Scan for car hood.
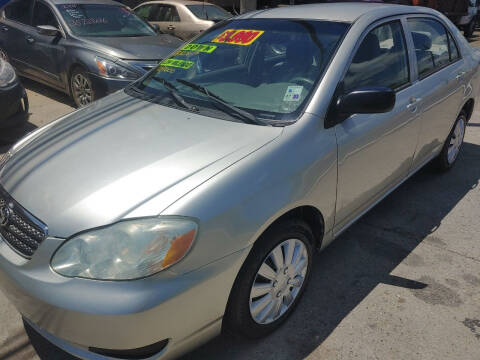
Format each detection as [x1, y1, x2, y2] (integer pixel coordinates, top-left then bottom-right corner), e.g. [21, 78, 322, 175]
[0, 92, 282, 238]
[81, 34, 183, 60]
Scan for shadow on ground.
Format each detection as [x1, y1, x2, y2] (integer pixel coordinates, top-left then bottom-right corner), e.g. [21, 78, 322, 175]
[16, 141, 480, 360]
[20, 78, 74, 108]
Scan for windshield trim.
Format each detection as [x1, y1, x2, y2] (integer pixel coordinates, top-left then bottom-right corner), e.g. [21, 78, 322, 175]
[129, 18, 351, 126]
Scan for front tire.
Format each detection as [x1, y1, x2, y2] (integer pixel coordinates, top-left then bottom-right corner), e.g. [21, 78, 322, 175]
[70, 67, 95, 107]
[434, 111, 466, 171]
[225, 219, 314, 338]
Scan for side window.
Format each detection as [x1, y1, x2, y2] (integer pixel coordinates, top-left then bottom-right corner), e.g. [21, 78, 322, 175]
[408, 18, 450, 78]
[343, 21, 409, 93]
[32, 2, 58, 28]
[134, 5, 154, 21]
[157, 5, 180, 22]
[4, 0, 31, 25]
[448, 32, 460, 62]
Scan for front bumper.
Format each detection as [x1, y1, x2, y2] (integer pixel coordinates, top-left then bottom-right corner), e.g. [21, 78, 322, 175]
[88, 73, 135, 100]
[0, 79, 29, 128]
[0, 235, 250, 360]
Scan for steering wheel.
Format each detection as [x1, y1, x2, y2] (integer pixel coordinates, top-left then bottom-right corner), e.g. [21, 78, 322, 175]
[291, 76, 314, 87]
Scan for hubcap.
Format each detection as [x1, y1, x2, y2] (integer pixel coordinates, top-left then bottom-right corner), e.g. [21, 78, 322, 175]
[249, 239, 309, 325]
[447, 117, 466, 165]
[72, 73, 93, 106]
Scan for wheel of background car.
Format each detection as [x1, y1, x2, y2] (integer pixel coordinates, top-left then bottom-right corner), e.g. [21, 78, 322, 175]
[225, 219, 314, 338]
[465, 19, 475, 38]
[434, 111, 467, 171]
[291, 76, 314, 88]
[70, 67, 95, 108]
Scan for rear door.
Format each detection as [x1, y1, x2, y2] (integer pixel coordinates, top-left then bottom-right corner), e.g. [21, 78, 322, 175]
[0, 0, 34, 74]
[406, 16, 467, 170]
[149, 4, 181, 38]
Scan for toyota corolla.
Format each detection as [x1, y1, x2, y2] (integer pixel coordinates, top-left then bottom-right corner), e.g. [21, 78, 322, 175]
[0, 3, 478, 360]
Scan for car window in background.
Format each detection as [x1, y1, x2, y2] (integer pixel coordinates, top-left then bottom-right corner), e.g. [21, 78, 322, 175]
[134, 4, 160, 22]
[448, 32, 460, 61]
[156, 5, 180, 22]
[132, 19, 349, 123]
[344, 20, 409, 92]
[33, 1, 58, 28]
[408, 18, 450, 78]
[57, 4, 156, 37]
[4, 0, 31, 25]
[186, 5, 230, 21]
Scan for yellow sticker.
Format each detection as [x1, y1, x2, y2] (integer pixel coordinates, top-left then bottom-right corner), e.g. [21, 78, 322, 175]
[212, 29, 264, 46]
[161, 58, 194, 69]
[157, 65, 176, 73]
[183, 43, 217, 53]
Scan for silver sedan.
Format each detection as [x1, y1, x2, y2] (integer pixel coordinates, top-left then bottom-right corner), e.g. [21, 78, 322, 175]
[0, 3, 479, 360]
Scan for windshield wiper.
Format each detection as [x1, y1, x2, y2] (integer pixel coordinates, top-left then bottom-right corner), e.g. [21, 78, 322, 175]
[155, 78, 197, 112]
[176, 79, 270, 126]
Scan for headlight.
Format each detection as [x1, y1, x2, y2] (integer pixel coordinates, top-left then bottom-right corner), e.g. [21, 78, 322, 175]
[51, 217, 198, 280]
[95, 57, 139, 80]
[0, 60, 17, 87]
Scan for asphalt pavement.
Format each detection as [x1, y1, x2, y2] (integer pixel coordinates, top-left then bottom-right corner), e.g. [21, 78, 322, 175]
[1, 37, 480, 360]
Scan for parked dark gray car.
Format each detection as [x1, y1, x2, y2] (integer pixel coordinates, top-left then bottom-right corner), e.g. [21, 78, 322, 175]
[0, 0, 183, 106]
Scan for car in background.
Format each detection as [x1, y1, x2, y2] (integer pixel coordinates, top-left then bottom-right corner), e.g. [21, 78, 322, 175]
[0, 0, 184, 107]
[0, 58, 28, 128]
[134, 0, 231, 40]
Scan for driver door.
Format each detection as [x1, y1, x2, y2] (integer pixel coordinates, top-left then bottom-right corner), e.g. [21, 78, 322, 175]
[23, 0, 65, 89]
[333, 19, 423, 234]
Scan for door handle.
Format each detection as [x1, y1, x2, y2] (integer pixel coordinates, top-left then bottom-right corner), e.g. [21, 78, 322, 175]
[25, 36, 35, 44]
[456, 71, 466, 81]
[407, 97, 422, 112]
[167, 25, 175, 30]
[0, 26, 8, 32]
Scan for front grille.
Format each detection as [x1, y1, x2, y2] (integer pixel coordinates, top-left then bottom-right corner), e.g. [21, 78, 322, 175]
[0, 187, 47, 258]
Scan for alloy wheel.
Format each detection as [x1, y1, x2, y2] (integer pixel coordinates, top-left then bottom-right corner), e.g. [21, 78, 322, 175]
[447, 117, 466, 165]
[249, 238, 309, 325]
[0, 48, 8, 61]
[72, 73, 93, 106]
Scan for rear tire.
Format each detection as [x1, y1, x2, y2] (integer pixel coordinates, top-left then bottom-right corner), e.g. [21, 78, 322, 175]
[225, 219, 314, 339]
[464, 19, 475, 38]
[434, 111, 466, 171]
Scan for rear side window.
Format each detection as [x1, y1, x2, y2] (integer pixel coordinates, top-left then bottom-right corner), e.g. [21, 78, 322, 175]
[32, 2, 58, 28]
[448, 32, 460, 62]
[4, 0, 31, 25]
[343, 20, 409, 92]
[408, 18, 452, 78]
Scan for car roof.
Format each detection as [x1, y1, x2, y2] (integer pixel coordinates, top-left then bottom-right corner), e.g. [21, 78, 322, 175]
[237, 3, 437, 23]
[137, 0, 218, 6]
[48, 0, 124, 6]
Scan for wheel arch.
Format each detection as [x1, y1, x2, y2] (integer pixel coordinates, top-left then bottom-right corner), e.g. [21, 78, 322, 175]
[461, 98, 474, 122]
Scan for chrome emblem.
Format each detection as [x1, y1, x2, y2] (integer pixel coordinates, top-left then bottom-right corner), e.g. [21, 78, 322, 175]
[0, 205, 11, 227]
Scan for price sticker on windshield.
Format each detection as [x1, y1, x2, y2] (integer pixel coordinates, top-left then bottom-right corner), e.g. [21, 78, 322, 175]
[183, 43, 217, 53]
[212, 29, 264, 46]
[161, 58, 194, 69]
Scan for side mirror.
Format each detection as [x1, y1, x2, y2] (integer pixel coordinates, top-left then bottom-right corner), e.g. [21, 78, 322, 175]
[336, 87, 395, 115]
[37, 25, 60, 37]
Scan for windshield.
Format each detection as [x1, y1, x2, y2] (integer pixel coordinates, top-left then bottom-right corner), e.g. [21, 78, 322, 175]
[186, 5, 230, 21]
[57, 4, 156, 37]
[130, 19, 348, 124]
